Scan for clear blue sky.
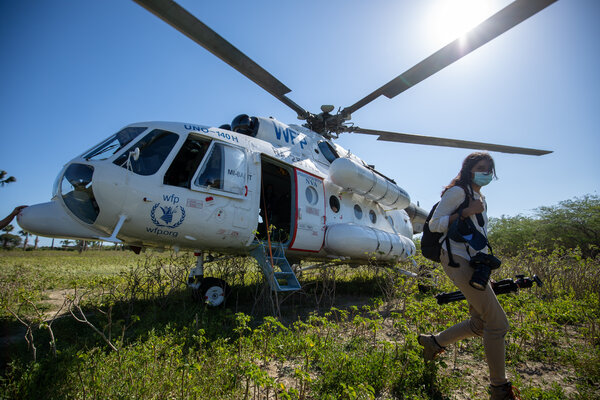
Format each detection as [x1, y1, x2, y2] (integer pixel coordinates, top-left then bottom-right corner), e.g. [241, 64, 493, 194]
[1, 0, 599, 246]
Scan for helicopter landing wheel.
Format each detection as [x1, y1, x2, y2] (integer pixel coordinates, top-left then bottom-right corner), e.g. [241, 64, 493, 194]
[192, 277, 229, 307]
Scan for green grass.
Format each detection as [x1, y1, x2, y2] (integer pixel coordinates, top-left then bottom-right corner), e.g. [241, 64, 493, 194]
[0, 250, 139, 290]
[1, 248, 598, 399]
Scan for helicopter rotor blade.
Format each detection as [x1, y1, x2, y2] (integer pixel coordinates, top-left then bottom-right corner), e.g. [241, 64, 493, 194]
[132, 0, 309, 118]
[342, 0, 558, 117]
[353, 127, 552, 156]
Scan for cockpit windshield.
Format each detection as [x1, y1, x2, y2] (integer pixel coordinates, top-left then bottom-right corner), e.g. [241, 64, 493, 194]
[84, 127, 147, 161]
[113, 129, 179, 176]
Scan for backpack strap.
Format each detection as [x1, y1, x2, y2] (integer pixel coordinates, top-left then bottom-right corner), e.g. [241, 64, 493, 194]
[446, 186, 471, 268]
[465, 184, 485, 227]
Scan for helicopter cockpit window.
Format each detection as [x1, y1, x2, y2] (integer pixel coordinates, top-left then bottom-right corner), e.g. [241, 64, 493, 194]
[84, 127, 147, 161]
[61, 163, 99, 224]
[164, 136, 211, 188]
[317, 141, 339, 163]
[113, 129, 179, 176]
[194, 142, 246, 195]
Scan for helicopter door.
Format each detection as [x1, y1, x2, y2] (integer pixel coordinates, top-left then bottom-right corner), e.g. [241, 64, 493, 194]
[288, 169, 325, 252]
[257, 158, 292, 243]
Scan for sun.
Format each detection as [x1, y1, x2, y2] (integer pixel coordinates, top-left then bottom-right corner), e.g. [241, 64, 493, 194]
[426, 0, 501, 47]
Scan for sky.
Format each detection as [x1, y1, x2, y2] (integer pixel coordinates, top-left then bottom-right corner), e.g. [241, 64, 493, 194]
[1, 0, 599, 246]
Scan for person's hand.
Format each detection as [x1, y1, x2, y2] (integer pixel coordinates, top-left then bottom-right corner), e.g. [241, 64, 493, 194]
[464, 197, 484, 217]
[12, 205, 27, 216]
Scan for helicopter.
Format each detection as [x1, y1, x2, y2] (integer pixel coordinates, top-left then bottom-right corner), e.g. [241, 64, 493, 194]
[17, 0, 555, 306]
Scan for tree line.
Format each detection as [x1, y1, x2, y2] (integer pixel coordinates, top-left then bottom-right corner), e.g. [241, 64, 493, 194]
[488, 194, 599, 258]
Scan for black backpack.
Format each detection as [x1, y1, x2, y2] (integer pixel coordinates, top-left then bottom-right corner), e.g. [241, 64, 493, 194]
[421, 187, 470, 264]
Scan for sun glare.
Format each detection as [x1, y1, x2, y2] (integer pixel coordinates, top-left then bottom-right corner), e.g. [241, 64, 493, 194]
[426, 0, 500, 47]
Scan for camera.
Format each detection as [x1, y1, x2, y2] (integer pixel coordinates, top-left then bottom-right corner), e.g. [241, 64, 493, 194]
[469, 252, 502, 291]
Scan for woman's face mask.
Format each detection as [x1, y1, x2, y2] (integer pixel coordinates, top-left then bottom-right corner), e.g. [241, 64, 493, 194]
[473, 171, 493, 186]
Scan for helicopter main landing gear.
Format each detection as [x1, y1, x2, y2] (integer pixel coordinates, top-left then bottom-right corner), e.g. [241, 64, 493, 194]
[188, 252, 229, 307]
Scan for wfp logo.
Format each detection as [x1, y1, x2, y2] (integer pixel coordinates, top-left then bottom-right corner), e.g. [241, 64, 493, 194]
[150, 203, 186, 229]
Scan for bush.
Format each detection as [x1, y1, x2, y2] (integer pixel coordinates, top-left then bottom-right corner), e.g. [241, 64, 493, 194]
[488, 194, 599, 257]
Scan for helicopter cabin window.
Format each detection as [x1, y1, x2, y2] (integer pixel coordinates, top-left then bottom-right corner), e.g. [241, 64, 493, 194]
[193, 142, 246, 195]
[317, 141, 339, 163]
[84, 127, 147, 161]
[369, 209, 377, 224]
[113, 129, 179, 176]
[329, 195, 340, 213]
[305, 186, 318, 205]
[164, 136, 211, 188]
[354, 204, 363, 220]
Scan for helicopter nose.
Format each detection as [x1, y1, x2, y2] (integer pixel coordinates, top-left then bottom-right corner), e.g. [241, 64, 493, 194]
[17, 201, 103, 240]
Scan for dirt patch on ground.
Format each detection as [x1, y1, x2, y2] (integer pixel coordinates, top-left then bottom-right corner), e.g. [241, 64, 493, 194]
[1, 289, 73, 351]
[41, 288, 74, 319]
[438, 349, 578, 399]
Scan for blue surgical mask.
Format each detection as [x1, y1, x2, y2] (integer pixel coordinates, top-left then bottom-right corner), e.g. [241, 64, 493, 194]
[473, 172, 493, 186]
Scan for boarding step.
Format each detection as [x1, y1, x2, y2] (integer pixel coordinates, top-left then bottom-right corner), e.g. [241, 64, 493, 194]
[250, 242, 301, 292]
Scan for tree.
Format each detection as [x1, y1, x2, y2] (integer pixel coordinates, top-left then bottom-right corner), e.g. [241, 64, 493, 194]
[3, 224, 14, 234]
[2, 224, 22, 248]
[19, 230, 31, 250]
[489, 194, 600, 257]
[77, 240, 88, 253]
[535, 194, 600, 255]
[0, 170, 16, 186]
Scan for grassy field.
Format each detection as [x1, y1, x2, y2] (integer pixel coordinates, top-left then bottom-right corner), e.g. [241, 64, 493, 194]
[0, 248, 598, 399]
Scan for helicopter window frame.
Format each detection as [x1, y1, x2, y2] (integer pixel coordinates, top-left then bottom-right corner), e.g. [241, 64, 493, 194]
[191, 140, 248, 198]
[113, 129, 180, 176]
[83, 126, 148, 161]
[163, 134, 212, 189]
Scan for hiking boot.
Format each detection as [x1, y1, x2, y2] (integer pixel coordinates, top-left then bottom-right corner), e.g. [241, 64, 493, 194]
[417, 334, 445, 361]
[490, 382, 521, 400]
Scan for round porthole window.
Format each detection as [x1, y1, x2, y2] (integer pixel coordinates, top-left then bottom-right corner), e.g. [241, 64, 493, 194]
[369, 210, 377, 224]
[329, 195, 340, 213]
[305, 186, 318, 205]
[354, 204, 363, 219]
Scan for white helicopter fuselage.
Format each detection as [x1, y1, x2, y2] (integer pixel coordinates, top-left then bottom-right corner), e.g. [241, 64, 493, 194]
[19, 117, 426, 264]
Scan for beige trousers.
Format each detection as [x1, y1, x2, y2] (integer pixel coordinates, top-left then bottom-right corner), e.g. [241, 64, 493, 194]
[435, 249, 510, 386]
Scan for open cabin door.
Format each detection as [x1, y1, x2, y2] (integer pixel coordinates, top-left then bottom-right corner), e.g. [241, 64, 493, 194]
[289, 168, 326, 252]
[257, 158, 293, 243]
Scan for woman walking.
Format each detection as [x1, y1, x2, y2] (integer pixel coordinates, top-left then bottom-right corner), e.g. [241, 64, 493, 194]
[419, 152, 519, 400]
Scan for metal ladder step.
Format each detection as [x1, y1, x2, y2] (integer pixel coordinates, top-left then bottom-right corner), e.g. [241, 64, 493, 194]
[250, 242, 301, 292]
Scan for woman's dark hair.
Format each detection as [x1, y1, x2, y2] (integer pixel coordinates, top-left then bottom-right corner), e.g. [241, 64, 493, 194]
[442, 152, 496, 196]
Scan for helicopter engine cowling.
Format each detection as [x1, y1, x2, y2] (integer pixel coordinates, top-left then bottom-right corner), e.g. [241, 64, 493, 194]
[329, 158, 410, 209]
[405, 202, 428, 234]
[324, 223, 415, 261]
